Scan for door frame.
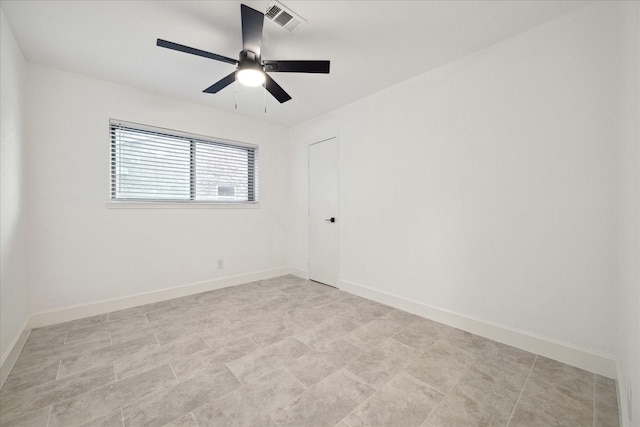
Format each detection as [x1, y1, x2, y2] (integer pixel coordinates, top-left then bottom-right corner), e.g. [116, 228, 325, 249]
[307, 135, 340, 287]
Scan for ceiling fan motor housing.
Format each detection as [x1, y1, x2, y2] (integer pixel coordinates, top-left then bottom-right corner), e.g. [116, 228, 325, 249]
[239, 50, 263, 70]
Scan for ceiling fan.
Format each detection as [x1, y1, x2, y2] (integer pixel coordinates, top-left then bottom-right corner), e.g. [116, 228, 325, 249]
[157, 3, 330, 103]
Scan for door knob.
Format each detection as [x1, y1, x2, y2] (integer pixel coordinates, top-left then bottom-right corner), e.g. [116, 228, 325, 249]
[324, 217, 336, 223]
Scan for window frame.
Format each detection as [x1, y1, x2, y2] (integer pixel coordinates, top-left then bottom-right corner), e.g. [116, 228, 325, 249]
[108, 119, 259, 208]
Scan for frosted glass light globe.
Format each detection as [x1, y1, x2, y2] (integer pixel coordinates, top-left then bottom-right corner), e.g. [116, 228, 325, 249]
[238, 68, 265, 87]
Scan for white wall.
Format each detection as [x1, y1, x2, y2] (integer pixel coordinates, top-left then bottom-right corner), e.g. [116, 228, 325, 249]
[0, 10, 29, 364]
[290, 1, 627, 366]
[25, 64, 290, 314]
[616, 2, 639, 425]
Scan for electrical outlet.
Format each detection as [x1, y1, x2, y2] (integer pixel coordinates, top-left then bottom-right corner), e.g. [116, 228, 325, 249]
[217, 259, 224, 269]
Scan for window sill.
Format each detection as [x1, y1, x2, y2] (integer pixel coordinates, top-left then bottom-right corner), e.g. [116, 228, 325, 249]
[107, 201, 260, 209]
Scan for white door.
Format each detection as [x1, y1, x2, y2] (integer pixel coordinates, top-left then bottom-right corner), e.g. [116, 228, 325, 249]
[308, 138, 339, 287]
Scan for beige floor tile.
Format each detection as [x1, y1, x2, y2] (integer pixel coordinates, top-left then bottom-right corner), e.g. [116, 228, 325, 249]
[381, 309, 426, 325]
[345, 372, 444, 427]
[427, 374, 518, 427]
[525, 356, 595, 410]
[271, 369, 375, 426]
[0, 365, 115, 425]
[0, 406, 51, 427]
[508, 391, 593, 427]
[465, 341, 535, 393]
[162, 412, 200, 427]
[346, 318, 405, 351]
[342, 298, 394, 324]
[65, 315, 150, 345]
[192, 368, 306, 426]
[171, 337, 257, 381]
[58, 334, 159, 379]
[293, 316, 359, 349]
[144, 305, 191, 323]
[392, 317, 452, 352]
[49, 363, 177, 427]
[14, 334, 112, 373]
[439, 328, 491, 354]
[1, 359, 60, 394]
[595, 375, 620, 427]
[42, 314, 109, 335]
[287, 339, 364, 386]
[24, 328, 67, 346]
[77, 410, 123, 427]
[107, 300, 175, 322]
[310, 301, 356, 322]
[198, 320, 251, 347]
[122, 365, 239, 426]
[246, 315, 307, 347]
[346, 338, 421, 389]
[226, 337, 310, 383]
[114, 333, 207, 380]
[405, 341, 477, 393]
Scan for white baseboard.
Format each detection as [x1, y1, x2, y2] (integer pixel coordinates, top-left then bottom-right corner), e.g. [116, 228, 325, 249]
[28, 267, 295, 329]
[0, 318, 31, 389]
[339, 279, 618, 379]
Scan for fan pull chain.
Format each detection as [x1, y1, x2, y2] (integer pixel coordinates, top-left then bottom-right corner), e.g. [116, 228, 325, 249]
[234, 80, 238, 110]
[263, 84, 267, 114]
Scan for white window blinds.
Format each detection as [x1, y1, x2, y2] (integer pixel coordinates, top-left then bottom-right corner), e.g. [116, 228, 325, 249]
[110, 120, 258, 203]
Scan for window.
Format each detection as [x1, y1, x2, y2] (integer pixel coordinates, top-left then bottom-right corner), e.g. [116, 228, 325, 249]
[110, 120, 258, 203]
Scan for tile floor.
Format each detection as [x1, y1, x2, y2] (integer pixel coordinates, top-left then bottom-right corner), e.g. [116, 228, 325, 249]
[0, 275, 620, 427]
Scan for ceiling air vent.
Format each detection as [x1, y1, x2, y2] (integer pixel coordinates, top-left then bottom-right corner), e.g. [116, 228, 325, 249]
[265, 1, 306, 32]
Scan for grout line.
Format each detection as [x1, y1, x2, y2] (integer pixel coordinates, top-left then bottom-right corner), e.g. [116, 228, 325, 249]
[45, 405, 53, 427]
[225, 362, 244, 385]
[280, 366, 309, 391]
[168, 362, 179, 382]
[419, 363, 468, 421]
[177, 380, 242, 423]
[190, 412, 200, 427]
[506, 354, 537, 426]
[340, 383, 380, 425]
[341, 367, 379, 391]
[200, 334, 212, 349]
[405, 372, 447, 397]
[342, 417, 355, 427]
[55, 360, 62, 380]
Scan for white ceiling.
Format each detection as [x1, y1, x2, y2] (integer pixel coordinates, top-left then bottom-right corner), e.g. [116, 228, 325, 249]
[2, 0, 591, 127]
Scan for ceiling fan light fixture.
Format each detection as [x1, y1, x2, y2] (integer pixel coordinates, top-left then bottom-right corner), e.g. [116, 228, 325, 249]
[238, 66, 265, 87]
[157, 4, 329, 103]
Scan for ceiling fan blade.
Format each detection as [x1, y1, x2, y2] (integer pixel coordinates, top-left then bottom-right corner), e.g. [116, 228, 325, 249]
[264, 74, 292, 103]
[203, 71, 237, 93]
[157, 39, 238, 65]
[263, 60, 330, 73]
[241, 4, 264, 57]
